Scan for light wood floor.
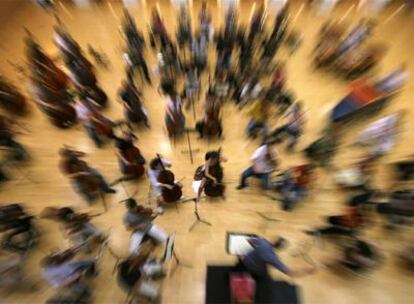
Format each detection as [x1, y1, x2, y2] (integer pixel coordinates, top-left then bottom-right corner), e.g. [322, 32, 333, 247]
[1, 0, 414, 303]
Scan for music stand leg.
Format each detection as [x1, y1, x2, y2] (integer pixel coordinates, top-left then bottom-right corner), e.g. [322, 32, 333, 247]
[188, 202, 211, 232]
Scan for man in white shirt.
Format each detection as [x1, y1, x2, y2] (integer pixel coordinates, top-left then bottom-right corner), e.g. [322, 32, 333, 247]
[236, 141, 278, 190]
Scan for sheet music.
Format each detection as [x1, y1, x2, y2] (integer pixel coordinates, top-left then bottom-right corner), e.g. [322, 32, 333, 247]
[227, 234, 254, 256]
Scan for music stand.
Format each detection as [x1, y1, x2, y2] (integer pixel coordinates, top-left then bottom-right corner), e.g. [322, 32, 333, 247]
[181, 128, 200, 164]
[163, 232, 192, 276]
[188, 199, 212, 232]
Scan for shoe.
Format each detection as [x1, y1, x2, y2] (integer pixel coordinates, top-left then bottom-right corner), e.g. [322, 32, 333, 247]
[106, 188, 117, 194]
[303, 229, 317, 236]
[236, 185, 246, 190]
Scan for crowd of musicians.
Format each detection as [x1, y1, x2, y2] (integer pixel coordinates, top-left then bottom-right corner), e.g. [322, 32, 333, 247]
[0, 1, 414, 303]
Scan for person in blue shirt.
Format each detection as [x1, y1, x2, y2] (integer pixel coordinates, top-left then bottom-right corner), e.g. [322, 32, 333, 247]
[238, 237, 315, 278]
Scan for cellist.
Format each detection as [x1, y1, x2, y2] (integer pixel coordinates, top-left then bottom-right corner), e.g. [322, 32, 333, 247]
[114, 131, 146, 180]
[195, 150, 227, 201]
[195, 90, 223, 139]
[59, 147, 116, 202]
[165, 88, 185, 138]
[118, 79, 150, 128]
[148, 156, 183, 211]
[75, 95, 114, 148]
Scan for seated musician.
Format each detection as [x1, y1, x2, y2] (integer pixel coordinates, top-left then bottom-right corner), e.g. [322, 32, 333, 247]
[0, 204, 36, 253]
[195, 90, 223, 139]
[123, 198, 167, 255]
[275, 164, 314, 211]
[237, 140, 279, 190]
[118, 80, 150, 128]
[270, 101, 305, 151]
[114, 131, 146, 178]
[340, 239, 380, 273]
[0, 115, 27, 161]
[41, 206, 105, 250]
[59, 148, 116, 201]
[374, 65, 410, 93]
[194, 150, 227, 200]
[147, 156, 182, 210]
[117, 242, 164, 301]
[41, 245, 97, 297]
[305, 200, 370, 238]
[75, 96, 113, 148]
[246, 99, 271, 139]
[235, 236, 315, 279]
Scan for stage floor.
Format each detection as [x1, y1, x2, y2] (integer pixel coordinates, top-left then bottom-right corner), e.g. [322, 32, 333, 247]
[0, 0, 413, 303]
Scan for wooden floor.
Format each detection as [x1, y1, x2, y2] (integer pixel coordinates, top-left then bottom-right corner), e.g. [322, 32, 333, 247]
[1, 0, 414, 303]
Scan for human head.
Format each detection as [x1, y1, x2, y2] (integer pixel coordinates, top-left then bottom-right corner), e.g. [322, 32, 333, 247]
[126, 198, 137, 210]
[205, 150, 220, 164]
[272, 237, 288, 250]
[149, 158, 163, 170]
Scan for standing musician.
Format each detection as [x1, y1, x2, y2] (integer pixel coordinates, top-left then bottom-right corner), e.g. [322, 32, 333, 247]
[148, 155, 183, 210]
[165, 89, 186, 138]
[59, 147, 116, 202]
[123, 198, 167, 255]
[118, 80, 150, 128]
[114, 131, 146, 180]
[247, 4, 265, 44]
[237, 140, 279, 190]
[75, 96, 114, 148]
[176, 4, 192, 50]
[194, 150, 227, 201]
[199, 1, 212, 42]
[195, 90, 223, 139]
[117, 242, 164, 302]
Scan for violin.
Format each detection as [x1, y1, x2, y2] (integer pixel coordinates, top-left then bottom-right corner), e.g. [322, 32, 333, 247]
[204, 148, 225, 198]
[0, 77, 28, 116]
[156, 154, 182, 203]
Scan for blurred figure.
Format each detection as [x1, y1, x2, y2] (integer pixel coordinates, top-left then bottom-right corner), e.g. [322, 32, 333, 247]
[246, 99, 271, 139]
[336, 20, 375, 55]
[375, 65, 410, 93]
[199, 1, 213, 42]
[176, 5, 192, 50]
[357, 112, 405, 157]
[340, 239, 381, 273]
[237, 140, 279, 190]
[165, 88, 186, 138]
[183, 65, 201, 110]
[270, 101, 306, 151]
[274, 164, 315, 211]
[192, 34, 208, 73]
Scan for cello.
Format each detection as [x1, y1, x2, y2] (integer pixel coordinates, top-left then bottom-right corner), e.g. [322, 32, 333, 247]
[203, 149, 225, 198]
[156, 154, 182, 203]
[117, 134, 146, 179]
[202, 92, 222, 138]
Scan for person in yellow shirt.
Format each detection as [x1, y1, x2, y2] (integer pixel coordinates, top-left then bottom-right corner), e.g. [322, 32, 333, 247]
[246, 99, 270, 139]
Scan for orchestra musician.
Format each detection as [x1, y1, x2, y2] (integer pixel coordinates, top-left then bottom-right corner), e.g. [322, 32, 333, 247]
[0, 203, 36, 253]
[118, 80, 150, 128]
[0, 115, 27, 161]
[59, 147, 116, 202]
[75, 95, 114, 148]
[41, 242, 99, 300]
[123, 198, 167, 255]
[237, 140, 279, 190]
[148, 156, 183, 210]
[165, 88, 186, 138]
[117, 242, 164, 302]
[114, 131, 146, 180]
[195, 90, 223, 139]
[41, 206, 106, 250]
[194, 150, 227, 201]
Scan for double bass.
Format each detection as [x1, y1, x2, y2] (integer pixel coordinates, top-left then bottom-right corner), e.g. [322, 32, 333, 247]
[156, 154, 182, 203]
[203, 149, 225, 197]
